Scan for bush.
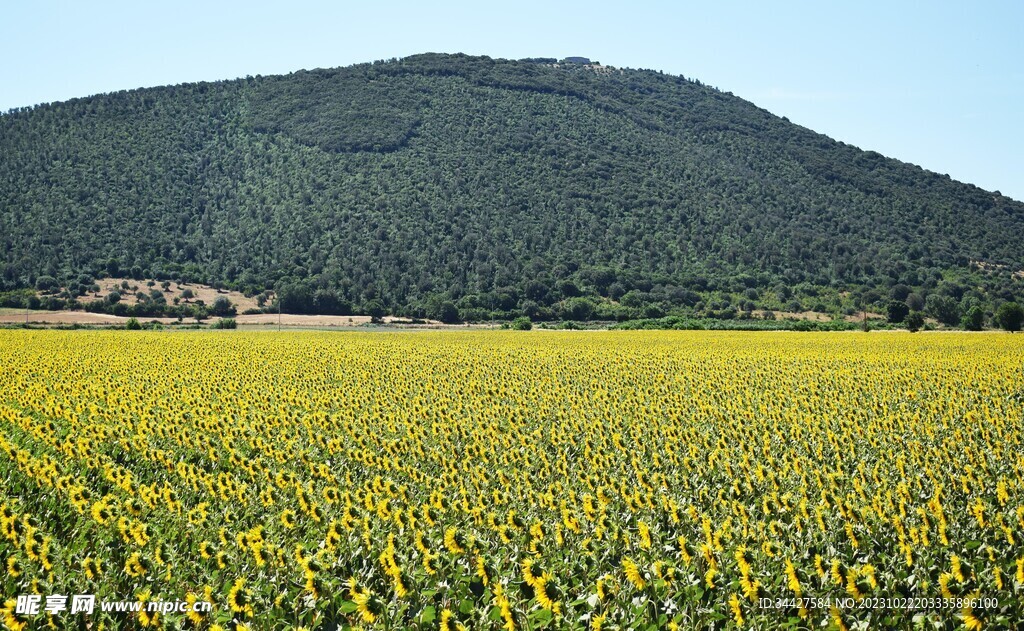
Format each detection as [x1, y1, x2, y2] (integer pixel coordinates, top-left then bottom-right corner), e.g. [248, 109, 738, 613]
[510, 316, 532, 330]
[211, 296, 236, 317]
[125, 317, 142, 330]
[35, 275, 58, 292]
[886, 300, 909, 324]
[925, 294, 960, 326]
[426, 297, 460, 324]
[364, 300, 386, 323]
[558, 297, 596, 321]
[905, 311, 925, 332]
[212, 318, 237, 329]
[961, 306, 984, 331]
[995, 302, 1023, 332]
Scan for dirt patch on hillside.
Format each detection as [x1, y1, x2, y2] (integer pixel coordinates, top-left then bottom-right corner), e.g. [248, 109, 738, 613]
[752, 310, 886, 323]
[46, 278, 262, 312]
[753, 310, 831, 322]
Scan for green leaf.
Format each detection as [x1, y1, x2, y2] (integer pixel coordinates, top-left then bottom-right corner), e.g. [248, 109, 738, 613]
[339, 600, 357, 613]
[420, 606, 436, 623]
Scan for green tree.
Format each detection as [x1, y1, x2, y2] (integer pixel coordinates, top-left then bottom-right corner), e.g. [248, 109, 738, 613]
[510, 316, 532, 330]
[886, 300, 909, 324]
[995, 302, 1023, 332]
[364, 300, 386, 323]
[35, 276, 58, 292]
[211, 296, 236, 317]
[961, 305, 984, 331]
[559, 297, 596, 321]
[425, 295, 460, 323]
[925, 294, 960, 326]
[191, 305, 208, 323]
[905, 311, 925, 332]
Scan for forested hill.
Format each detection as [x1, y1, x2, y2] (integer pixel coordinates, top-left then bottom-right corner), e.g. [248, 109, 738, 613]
[2, 53, 1023, 320]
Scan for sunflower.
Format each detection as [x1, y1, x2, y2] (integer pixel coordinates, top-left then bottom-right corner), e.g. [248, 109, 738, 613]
[2, 599, 28, 631]
[199, 541, 215, 560]
[90, 498, 113, 525]
[785, 558, 802, 597]
[348, 580, 380, 624]
[728, 593, 744, 626]
[622, 557, 646, 590]
[124, 552, 148, 577]
[444, 527, 465, 554]
[323, 486, 340, 505]
[227, 577, 254, 617]
[280, 510, 296, 530]
[6, 556, 21, 579]
[186, 587, 213, 626]
[82, 556, 103, 579]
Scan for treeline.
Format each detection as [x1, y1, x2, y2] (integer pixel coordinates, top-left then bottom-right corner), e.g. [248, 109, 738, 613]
[2, 53, 1023, 320]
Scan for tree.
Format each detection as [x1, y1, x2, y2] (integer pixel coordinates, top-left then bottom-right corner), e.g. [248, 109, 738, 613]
[995, 302, 1023, 332]
[510, 316, 532, 330]
[180, 288, 195, 300]
[961, 305, 984, 331]
[125, 317, 142, 330]
[364, 300, 386, 323]
[925, 294, 960, 326]
[425, 297, 460, 324]
[888, 284, 911, 301]
[313, 289, 351, 315]
[106, 291, 122, 305]
[278, 283, 313, 314]
[211, 296, 236, 317]
[35, 275, 58, 292]
[559, 297, 596, 321]
[886, 300, 909, 324]
[905, 311, 925, 332]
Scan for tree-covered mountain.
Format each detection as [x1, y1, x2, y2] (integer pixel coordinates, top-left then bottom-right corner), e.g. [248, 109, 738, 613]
[2, 53, 1022, 321]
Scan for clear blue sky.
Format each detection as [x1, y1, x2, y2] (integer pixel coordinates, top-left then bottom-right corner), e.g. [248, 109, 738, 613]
[3, 0, 1022, 200]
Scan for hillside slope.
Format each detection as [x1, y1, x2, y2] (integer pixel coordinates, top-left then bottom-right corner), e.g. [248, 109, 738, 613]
[2, 53, 1022, 319]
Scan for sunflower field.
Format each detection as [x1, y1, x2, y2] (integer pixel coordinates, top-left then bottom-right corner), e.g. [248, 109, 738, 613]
[1, 330, 1023, 630]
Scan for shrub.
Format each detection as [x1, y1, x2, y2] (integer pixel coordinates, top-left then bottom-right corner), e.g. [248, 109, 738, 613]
[961, 306, 984, 331]
[212, 318, 237, 329]
[925, 294, 960, 326]
[886, 300, 909, 324]
[125, 317, 142, 330]
[995, 302, 1023, 332]
[510, 316, 532, 331]
[211, 296, 236, 317]
[905, 311, 925, 332]
[35, 275, 58, 292]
